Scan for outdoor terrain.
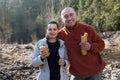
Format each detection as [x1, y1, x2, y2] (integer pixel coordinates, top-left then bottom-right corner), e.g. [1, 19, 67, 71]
[0, 31, 120, 80]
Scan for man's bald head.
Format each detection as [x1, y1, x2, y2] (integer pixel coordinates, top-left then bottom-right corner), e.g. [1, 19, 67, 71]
[61, 7, 76, 18]
[60, 7, 77, 28]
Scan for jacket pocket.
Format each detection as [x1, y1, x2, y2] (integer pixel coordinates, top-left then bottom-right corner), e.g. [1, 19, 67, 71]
[60, 68, 70, 80]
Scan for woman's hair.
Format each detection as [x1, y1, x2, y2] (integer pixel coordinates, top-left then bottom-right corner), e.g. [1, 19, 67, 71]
[47, 21, 59, 29]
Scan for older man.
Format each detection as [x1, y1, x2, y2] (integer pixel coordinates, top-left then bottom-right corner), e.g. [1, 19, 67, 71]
[58, 7, 106, 80]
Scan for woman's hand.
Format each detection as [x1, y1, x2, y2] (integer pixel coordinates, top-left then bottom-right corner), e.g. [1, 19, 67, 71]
[41, 50, 48, 59]
[40, 46, 50, 59]
[59, 58, 65, 66]
[39, 64, 44, 69]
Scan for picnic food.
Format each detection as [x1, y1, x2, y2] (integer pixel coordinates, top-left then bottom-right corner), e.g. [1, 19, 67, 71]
[40, 46, 50, 57]
[81, 32, 88, 55]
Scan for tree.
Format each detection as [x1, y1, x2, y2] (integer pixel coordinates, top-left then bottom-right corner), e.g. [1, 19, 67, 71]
[71, 0, 120, 32]
[0, 0, 72, 43]
[0, 0, 11, 43]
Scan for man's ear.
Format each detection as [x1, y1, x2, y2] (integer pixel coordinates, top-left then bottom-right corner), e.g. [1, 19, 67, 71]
[75, 11, 78, 16]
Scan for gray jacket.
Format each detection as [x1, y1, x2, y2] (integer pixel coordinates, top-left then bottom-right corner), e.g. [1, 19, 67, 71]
[32, 38, 70, 80]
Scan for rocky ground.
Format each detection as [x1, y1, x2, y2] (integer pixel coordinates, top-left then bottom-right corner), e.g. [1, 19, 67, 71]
[0, 31, 120, 80]
[0, 43, 120, 80]
[0, 44, 38, 80]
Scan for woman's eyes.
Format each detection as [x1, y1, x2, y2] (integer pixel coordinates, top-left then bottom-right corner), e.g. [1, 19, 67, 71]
[48, 28, 57, 31]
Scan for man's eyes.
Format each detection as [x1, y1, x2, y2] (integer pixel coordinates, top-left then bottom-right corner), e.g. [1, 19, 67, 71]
[64, 13, 73, 18]
[70, 13, 73, 16]
[64, 15, 69, 18]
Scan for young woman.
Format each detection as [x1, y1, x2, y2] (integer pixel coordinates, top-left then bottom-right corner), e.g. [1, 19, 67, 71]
[32, 21, 70, 80]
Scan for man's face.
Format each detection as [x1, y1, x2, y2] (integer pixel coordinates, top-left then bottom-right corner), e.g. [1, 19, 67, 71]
[61, 8, 77, 28]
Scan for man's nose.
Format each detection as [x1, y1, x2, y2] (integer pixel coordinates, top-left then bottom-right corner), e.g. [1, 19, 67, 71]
[67, 15, 72, 20]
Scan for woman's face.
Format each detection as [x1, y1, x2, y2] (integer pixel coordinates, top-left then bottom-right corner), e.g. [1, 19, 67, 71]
[46, 24, 59, 39]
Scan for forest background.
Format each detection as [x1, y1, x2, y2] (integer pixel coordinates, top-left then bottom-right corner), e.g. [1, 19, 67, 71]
[0, 0, 120, 43]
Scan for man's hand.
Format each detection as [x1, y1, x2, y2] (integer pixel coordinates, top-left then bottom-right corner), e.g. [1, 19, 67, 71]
[80, 42, 91, 50]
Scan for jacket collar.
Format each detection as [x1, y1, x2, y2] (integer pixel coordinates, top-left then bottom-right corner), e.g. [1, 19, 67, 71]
[41, 38, 64, 47]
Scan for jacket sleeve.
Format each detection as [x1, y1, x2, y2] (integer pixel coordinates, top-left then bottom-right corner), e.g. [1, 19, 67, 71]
[32, 42, 44, 67]
[88, 27, 105, 53]
[63, 45, 69, 68]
